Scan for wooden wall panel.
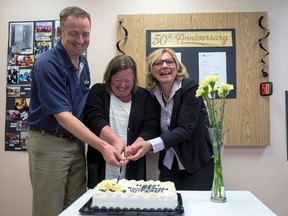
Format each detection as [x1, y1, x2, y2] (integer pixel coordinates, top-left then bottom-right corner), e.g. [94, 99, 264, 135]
[117, 12, 270, 147]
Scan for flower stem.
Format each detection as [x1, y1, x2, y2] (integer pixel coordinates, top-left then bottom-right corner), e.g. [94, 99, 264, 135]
[209, 128, 227, 202]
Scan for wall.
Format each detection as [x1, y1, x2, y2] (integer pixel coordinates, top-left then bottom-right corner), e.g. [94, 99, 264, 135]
[0, 0, 287, 215]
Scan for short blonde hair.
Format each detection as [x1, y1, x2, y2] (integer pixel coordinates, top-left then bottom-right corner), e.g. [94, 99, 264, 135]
[146, 48, 189, 91]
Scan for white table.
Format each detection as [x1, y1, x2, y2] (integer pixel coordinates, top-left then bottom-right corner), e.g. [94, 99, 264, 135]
[59, 190, 276, 216]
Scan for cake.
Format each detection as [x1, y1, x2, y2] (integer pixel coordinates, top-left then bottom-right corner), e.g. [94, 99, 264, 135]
[92, 179, 180, 212]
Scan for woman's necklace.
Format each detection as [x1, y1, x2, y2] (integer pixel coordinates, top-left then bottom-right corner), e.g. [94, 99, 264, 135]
[162, 94, 169, 102]
[162, 93, 170, 106]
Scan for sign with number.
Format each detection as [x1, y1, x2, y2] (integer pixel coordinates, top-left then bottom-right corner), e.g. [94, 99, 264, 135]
[260, 82, 273, 96]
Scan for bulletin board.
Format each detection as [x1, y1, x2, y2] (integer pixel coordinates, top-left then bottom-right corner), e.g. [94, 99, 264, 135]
[5, 20, 60, 151]
[116, 12, 270, 147]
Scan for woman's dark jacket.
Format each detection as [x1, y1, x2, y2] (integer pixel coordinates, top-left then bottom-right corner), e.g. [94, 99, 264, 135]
[158, 78, 213, 173]
[84, 83, 160, 188]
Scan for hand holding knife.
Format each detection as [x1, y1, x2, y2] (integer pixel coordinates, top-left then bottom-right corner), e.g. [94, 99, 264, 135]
[117, 152, 125, 183]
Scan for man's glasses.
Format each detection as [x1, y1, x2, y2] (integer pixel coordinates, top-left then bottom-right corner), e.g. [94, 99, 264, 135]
[153, 58, 175, 67]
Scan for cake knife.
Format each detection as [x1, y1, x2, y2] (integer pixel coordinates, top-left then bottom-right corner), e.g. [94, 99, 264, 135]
[117, 160, 124, 184]
[117, 152, 125, 183]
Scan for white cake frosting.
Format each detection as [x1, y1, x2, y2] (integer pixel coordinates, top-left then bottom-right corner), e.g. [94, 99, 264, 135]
[92, 179, 178, 210]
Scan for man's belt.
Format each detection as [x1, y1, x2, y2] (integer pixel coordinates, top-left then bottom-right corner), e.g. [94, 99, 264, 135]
[28, 126, 77, 140]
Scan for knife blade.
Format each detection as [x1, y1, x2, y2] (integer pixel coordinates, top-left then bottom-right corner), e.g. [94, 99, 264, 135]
[116, 160, 124, 184]
[117, 152, 125, 183]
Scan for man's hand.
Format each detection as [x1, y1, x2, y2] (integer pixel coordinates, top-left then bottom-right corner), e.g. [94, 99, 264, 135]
[101, 144, 127, 167]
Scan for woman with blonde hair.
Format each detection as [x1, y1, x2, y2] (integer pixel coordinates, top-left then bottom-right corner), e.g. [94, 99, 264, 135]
[126, 48, 213, 190]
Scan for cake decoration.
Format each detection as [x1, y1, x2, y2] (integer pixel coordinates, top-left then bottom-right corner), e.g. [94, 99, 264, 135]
[92, 179, 180, 211]
[99, 182, 125, 192]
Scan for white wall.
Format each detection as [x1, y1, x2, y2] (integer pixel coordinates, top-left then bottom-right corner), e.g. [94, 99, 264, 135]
[0, 0, 287, 215]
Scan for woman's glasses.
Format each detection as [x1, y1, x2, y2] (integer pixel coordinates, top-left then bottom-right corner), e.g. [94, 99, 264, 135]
[153, 58, 175, 68]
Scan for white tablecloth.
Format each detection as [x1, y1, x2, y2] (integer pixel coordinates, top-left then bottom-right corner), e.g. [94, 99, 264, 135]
[59, 190, 276, 216]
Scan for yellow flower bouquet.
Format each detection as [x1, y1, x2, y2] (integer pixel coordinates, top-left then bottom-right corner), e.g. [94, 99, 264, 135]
[196, 75, 234, 130]
[196, 75, 234, 202]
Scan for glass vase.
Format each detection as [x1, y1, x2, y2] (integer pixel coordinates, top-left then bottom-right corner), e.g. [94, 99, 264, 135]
[208, 128, 227, 203]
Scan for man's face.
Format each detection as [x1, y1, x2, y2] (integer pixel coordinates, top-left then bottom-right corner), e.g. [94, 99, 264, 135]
[58, 15, 91, 60]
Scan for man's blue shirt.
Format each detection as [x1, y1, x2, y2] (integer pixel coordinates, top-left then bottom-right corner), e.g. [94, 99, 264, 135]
[28, 42, 90, 135]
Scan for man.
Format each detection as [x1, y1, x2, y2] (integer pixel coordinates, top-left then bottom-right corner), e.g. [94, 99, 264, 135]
[27, 6, 124, 216]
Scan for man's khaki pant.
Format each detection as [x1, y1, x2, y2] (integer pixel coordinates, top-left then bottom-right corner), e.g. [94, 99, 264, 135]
[27, 130, 86, 216]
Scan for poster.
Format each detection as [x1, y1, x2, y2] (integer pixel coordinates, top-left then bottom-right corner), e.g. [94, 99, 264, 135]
[5, 20, 58, 151]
